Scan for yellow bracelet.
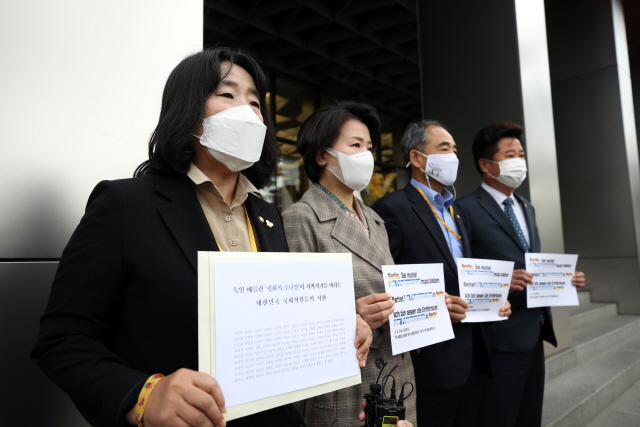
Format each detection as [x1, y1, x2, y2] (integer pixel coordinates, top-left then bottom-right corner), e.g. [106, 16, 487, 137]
[135, 374, 165, 426]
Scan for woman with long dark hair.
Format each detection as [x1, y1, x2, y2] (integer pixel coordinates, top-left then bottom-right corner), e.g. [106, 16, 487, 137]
[32, 48, 372, 427]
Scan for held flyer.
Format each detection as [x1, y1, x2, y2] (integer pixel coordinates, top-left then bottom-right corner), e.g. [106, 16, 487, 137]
[198, 252, 361, 421]
[526, 253, 579, 308]
[382, 263, 454, 355]
[456, 258, 513, 322]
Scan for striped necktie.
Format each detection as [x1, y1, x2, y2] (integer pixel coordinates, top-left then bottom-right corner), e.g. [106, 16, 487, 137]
[503, 198, 529, 252]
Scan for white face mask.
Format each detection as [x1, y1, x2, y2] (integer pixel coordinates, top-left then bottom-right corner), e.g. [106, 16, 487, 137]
[324, 147, 374, 192]
[409, 152, 459, 186]
[195, 105, 267, 172]
[487, 158, 527, 188]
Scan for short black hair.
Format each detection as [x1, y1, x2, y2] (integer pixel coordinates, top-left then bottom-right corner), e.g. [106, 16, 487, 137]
[400, 119, 448, 166]
[472, 122, 524, 176]
[297, 101, 380, 183]
[134, 47, 279, 189]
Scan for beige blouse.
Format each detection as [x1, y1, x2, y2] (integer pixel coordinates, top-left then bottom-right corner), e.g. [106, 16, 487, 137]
[187, 163, 261, 252]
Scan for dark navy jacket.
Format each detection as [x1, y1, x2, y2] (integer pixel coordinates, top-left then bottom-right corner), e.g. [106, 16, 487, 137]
[32, 173, 298, 427]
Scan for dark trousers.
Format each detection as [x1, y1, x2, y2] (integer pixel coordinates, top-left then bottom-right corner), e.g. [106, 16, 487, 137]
[414, 353, 483, 427]
[479, 338, 545, 427]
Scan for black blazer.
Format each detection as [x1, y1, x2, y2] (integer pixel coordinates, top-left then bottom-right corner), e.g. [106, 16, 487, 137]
[372, 184, 490, 389]
[31, 173, 299, 427]
[454, 186, 557, 353]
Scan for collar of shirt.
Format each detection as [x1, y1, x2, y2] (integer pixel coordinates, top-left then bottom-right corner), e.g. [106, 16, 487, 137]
[411, 179, 463, 262]
[352, 195, 369, 230]
[187, 163, 262, 209]
[481, 181, 517, 208]
[411, 178, 454, 213]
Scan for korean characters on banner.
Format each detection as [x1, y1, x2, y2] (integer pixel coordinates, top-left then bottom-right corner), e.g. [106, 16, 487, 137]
[231, 282, 342, 308]
[198, 252, 361, 421]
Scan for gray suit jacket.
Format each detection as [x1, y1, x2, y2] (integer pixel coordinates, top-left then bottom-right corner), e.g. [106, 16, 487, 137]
[283, 184, 417, 427]
[454, 186, 557, 352]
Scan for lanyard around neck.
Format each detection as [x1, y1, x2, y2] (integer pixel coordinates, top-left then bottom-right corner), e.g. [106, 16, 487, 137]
[414, 187, 462, 241]
[216, 205, 258, 252]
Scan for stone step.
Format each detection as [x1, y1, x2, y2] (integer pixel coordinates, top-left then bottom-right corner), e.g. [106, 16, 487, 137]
[569, 302, 618, 330]
[545, 315, 640, 382]
[583, 376, 640, 427]
[578, 290, 591, 306]
[542, 331, 640, 427]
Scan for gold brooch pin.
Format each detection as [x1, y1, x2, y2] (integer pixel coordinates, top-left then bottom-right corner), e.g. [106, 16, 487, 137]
[457, 214, 460, 219]
[266, 220, 273, 228]
[258, 216, 265, 223]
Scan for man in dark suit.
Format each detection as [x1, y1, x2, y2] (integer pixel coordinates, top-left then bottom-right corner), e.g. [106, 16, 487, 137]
[454, 122, 586, 427]
[372, 120, 510, 427]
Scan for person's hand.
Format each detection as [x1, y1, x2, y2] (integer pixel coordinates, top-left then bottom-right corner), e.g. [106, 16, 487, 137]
[499, 299, 511, 318]
[445, 292, 468, 322]
[358, 400, 414, 427]
[572, 271, 586, 291]
[355, 314, 373, 368]
[358, 397, 367, 423]
[358, 399, 366, 423]
[126, 368, 226, 427]
[510, 269, 533, 292]
[356, 293, 395, 330]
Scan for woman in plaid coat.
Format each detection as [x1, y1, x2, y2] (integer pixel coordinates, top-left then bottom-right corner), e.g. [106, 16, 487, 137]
[283, 102, 417, 427]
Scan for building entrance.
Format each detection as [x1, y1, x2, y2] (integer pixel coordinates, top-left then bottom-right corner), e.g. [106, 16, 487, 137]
[204, 0, 421, 210]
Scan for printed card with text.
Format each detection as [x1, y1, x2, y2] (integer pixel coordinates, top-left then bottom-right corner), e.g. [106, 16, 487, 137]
[382, 263, 454, 355]
[457, 258, 513, 322]
[526, 253, 579, 308]
[198, 252, 361, 421]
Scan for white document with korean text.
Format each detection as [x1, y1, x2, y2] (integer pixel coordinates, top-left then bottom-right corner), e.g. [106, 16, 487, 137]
[457, 258, 513, 322]
[526, 253, 579, 308]
[382, 263, 454, 355]
[198, 252, 361, 421]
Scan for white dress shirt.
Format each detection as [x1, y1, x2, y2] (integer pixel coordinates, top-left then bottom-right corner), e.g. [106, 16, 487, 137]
[481, 182, 530, 246]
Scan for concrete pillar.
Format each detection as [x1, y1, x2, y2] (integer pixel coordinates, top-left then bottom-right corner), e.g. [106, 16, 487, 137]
[0, 1, 202, 425]
[629, 1, 640, 159]
[546, 0, 640, 314]
[417, 0, 528, 199]
[417, 0, 571, 354]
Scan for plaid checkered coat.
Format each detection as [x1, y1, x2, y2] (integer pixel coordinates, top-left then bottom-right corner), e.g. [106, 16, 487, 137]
[283, 185, 417, 427]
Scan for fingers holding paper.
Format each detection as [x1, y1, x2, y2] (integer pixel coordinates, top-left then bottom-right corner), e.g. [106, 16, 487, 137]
[135, 368, 227, 427]
[445, 292, 468, 322]
[510, 269, 533, 293]
[572, 271, 586, 290]
[355, 314, 373, 368]
[358, 399, 366, 423]
[356, 293, 395, 330]
[499, 299, 512, 318]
